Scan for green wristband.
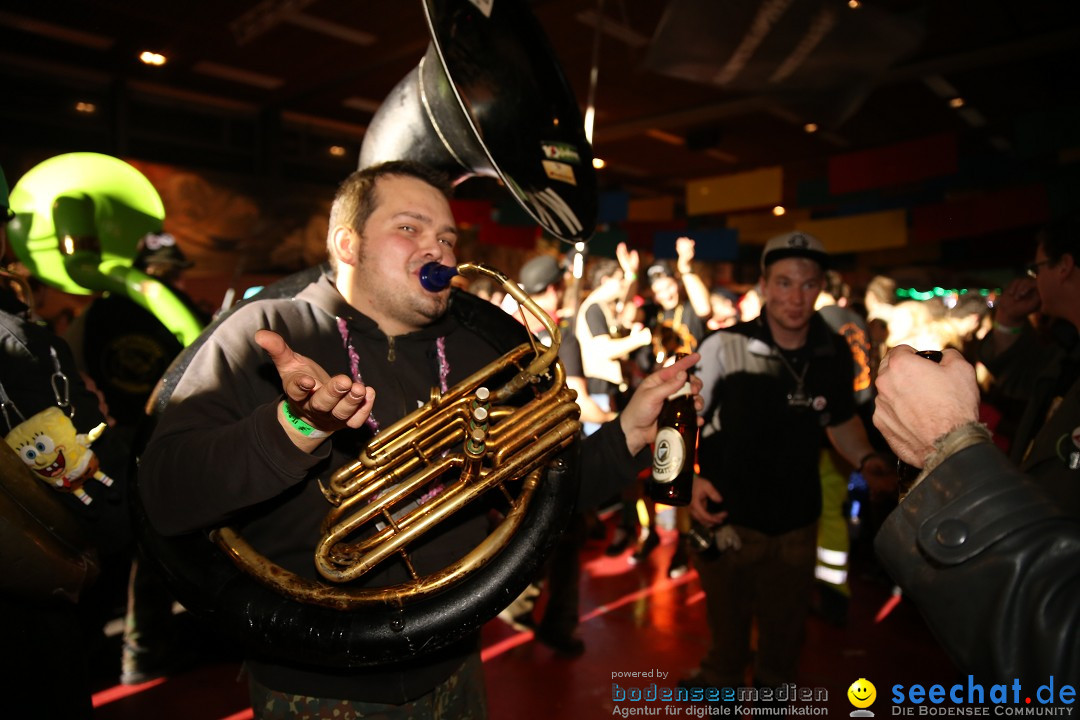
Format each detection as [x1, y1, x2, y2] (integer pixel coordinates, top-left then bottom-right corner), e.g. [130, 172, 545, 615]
[281, 400, 329, 439]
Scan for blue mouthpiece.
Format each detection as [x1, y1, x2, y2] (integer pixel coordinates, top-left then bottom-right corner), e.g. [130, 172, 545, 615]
[419, 262, 459, 292]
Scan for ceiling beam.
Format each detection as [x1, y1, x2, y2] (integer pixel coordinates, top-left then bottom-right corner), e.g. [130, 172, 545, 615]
[596, 27, 1080, 143]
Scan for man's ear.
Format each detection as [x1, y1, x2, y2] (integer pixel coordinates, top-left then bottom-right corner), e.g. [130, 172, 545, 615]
[1060, 252, 1076, 274]
[330, 226, 358, 266]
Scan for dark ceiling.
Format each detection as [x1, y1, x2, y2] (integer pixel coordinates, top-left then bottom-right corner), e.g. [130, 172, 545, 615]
[2, 0, 1079, 214]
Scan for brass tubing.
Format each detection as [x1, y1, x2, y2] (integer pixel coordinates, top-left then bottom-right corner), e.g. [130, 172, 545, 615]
[319, 454, 460, 542]
[359, 342, 535, 459]
[315, 416, 578, 583]
[215, 466, 546, 609]
[322, 415, 469, 504]
[493, 402, 582, 466]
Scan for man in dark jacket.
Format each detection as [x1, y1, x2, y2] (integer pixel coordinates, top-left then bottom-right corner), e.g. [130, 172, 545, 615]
[139, 161, 701, 718]
[873, 345, 1078, 686]
[977, 214, 1080, 514]
[687, 231, 887, 692]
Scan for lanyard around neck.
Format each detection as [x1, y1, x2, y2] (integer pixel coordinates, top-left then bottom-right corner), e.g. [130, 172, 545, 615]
[335, 317, 449, 434]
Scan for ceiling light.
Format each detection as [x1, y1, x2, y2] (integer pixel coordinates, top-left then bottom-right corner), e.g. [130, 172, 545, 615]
[803, 123, 818, 134]
[592, 157, 606, 169]
[329, 145, 346, 157]
[948, 97, 965, 109]
[75, 101, 96, 114]
[772, 205, 786, 217]
[847, 0, 861, 8]
[139, 50, 167, 66]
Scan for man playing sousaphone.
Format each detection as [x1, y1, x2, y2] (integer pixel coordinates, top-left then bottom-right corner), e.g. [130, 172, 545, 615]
[139, 161, 703, 719]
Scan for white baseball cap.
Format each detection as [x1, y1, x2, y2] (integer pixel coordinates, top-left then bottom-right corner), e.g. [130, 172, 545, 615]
[760, 231, 828, 271]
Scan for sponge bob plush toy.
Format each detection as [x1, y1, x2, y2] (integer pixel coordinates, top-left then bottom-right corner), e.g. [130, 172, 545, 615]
[5, 407, 113, 505]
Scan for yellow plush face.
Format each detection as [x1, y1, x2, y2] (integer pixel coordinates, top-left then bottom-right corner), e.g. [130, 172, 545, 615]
[4, 407, 83, 481]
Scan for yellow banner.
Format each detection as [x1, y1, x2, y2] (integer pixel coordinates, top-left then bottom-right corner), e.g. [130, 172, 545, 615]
[726, 208, 811, 246]
[686, 167, 783, 215]
[796, 210, 908, 254]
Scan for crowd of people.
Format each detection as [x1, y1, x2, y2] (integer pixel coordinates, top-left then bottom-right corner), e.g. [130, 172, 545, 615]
[2, 156, 1077, 716]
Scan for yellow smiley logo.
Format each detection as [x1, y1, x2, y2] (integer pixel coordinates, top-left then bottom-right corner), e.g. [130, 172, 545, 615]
[848, 678, 877, 709]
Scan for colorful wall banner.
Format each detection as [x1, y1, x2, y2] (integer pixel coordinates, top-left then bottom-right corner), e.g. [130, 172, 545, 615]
[725, 208, 811, 246]
[911, 185, 1050, 244]
[588, 226, 630, 259]
[796, 209, 908, 254]
[622, 220, 687, 252]
[599, 191, 631, 223]
[628, 195, 676, 222]
[477, 223, 540, 249]
[686, 166, 783, 216]
[653, 227, 739, 261]
[493, 198, 539, 226]
[450, 199, 492, 227]
[828, 134, 957, 195]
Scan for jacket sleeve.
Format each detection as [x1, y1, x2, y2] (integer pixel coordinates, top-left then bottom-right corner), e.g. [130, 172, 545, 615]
[137, 305, 330, 536]
[576, 420, 650, 509]
[874, 441, 1080, 683]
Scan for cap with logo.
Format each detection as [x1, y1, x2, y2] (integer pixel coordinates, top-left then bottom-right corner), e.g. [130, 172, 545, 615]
[518, 254, 563, 295]
[760, 231, 828, 270]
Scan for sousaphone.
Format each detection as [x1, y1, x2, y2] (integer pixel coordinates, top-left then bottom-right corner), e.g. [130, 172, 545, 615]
[132, 0, 598, 668]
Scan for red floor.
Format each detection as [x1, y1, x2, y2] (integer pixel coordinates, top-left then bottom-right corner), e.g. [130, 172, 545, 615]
[91, 523, 960, 719]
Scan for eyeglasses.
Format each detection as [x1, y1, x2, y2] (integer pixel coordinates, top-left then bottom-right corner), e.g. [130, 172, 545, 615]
[1025, 259, 1052, 278]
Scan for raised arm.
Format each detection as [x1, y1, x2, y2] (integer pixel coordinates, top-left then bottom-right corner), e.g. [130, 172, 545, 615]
[676, 236, 711, 319]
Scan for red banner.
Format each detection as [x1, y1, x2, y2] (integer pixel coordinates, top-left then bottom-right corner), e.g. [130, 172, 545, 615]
[477, 223, 539, 249]
[911, 185, 1050, 244]
[829, 134, 957, 195]
[450, 199, 492, 227]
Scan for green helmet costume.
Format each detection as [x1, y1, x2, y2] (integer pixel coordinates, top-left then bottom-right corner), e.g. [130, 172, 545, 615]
[7, 152, 202, 346]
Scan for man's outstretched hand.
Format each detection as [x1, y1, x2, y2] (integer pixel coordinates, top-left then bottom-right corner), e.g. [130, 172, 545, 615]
[255, 329, 376, 448]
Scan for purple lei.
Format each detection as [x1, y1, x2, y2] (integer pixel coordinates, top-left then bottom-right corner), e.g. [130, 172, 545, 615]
[335, 317, 448, 434]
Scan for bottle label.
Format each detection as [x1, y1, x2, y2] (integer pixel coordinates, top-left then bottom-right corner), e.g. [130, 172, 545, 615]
[652, 427, 686, 484]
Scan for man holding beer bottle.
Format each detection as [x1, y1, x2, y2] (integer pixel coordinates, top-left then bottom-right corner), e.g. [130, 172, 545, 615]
[685, 232, 888, 695]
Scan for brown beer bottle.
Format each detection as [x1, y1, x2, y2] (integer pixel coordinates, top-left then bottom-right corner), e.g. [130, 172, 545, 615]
[648, 368, 698, 506]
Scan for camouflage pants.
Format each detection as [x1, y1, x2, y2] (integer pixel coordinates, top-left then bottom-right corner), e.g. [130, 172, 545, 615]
[248, 653, 488, 720]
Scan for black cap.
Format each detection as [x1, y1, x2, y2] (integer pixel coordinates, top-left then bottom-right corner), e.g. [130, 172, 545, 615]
[134, 232, 193, 271]
[519, 255, 563, 294]
[646, 261, 675, 283]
